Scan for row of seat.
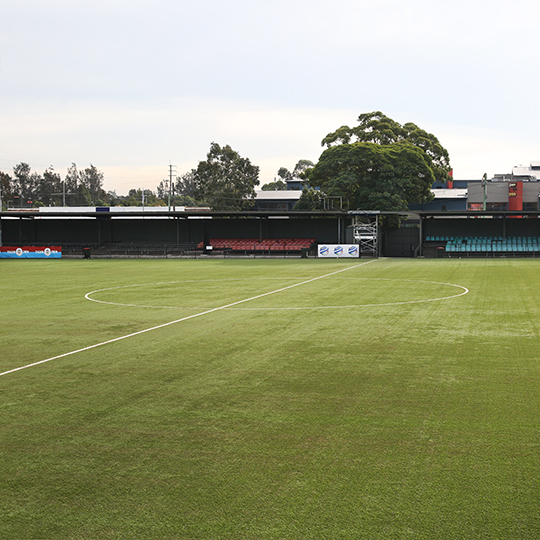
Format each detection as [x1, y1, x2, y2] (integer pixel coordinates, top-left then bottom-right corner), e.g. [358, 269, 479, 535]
[446, 244, 540, 252]
[428, 235, 540, 244]
[197, 238, 316, 251]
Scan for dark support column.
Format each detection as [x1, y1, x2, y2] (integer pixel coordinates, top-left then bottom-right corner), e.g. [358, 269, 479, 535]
[203, 219, 209, 248]
[376, 215, 380, 258]
[419, 215, 423, 257]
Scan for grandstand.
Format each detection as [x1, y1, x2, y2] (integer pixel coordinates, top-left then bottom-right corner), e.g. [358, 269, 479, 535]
[6, 206, 540, 257]
[0, 208, 342, 257]
[425, 235, 540, 256]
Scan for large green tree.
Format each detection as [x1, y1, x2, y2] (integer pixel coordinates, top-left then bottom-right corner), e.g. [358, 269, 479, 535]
[193, 142, 259, 211]
[12, 163, 40, 205]
[308, 112, 451, 212]
[308, 140, 435, 212]
[292, 159, 314, 178]
[276, 167, 292, 183]
[64, 163, 79, 199]
[0, 172, 12, 209]
[293, 187, 323, 211]
[321, 111, 451, 184]
[79, 164, 105, 205]
[35, 167, 63, 206]
[156, 171, 205, 207]
[175, 170, 198, 199]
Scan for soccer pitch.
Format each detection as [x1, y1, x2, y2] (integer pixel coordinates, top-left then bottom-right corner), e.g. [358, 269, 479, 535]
[1, 257, 539, 539]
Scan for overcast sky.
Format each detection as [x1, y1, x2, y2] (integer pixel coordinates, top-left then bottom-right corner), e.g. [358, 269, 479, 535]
[2, 0, 539, 195]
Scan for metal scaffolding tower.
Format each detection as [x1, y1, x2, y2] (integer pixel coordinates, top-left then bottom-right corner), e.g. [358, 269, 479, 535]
[352, 214, 379, 257]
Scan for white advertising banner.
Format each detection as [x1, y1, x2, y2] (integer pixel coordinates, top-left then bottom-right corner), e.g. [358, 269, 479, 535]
[317, 244, 359, 258]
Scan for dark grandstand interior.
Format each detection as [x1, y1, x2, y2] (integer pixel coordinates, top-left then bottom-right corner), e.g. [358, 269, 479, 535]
[4, 209, 540, 257]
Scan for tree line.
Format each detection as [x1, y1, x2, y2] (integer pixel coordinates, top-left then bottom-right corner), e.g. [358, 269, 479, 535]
[156, 144, 315, 210]
[0, 163, 110, 208]
[0, 112, 451, 213]
[0, 148, 310, 210]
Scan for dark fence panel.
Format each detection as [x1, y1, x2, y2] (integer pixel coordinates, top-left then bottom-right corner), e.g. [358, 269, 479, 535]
[384, 223, 420, 257]
[1, 216, 344, 247]
[423, 217, 540, 240]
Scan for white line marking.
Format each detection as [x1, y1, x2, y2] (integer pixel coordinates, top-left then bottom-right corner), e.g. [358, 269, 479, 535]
[84, 277, 312, 309]
[85, 278, 469, 310]
[0, 260, 378, 378]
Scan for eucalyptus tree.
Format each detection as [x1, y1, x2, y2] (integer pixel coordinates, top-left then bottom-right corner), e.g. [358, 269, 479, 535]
[193, 142, 259, 211]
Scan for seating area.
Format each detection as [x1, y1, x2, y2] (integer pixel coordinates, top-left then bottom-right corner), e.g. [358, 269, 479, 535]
[425, 236, 540, 253]
[62, 242, 199, 258]
[197, 238, 316, 252]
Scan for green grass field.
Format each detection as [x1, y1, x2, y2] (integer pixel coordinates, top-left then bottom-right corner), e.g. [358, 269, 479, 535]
[1, 257, 540, 539]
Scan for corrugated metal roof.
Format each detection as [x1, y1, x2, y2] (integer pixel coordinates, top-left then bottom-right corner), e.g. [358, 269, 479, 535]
[512, 163, 540, 178]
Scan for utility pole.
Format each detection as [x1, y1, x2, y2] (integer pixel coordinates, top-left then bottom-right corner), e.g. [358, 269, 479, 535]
[168, 163, 177, 213]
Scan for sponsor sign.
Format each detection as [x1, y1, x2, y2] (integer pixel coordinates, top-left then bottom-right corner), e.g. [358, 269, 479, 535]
[0, 246, 62, 259]
[317, 244, 359, 258]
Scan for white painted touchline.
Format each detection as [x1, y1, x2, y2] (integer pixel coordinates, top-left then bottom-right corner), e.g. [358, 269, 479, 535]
[0, 260, 377, 378]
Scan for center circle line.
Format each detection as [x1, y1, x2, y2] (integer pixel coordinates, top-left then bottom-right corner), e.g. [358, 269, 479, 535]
[84, 277, 469, 310]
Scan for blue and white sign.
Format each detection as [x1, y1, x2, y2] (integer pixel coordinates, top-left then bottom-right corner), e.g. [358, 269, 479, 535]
[317, 244, 359, 258]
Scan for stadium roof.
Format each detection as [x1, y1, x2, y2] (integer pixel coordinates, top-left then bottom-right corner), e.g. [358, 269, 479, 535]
[3, 208, 540, 220]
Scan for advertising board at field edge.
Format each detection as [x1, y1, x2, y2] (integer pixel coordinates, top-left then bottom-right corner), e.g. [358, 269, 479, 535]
[0, 246, 62, 259]
[317, 244, 359, 258]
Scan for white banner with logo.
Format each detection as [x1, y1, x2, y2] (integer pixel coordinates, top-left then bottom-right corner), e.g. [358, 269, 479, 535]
[317, 244, 359, 258]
